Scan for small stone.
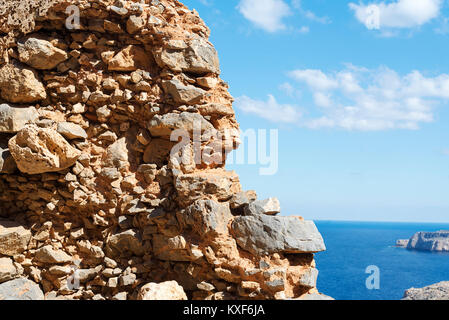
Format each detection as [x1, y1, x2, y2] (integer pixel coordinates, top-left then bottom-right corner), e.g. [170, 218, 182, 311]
[127, 15, 145, 34]
[197, 281, 215, 292]
[34, 245, 72, 264]
[244, 198, 281, 216]
[112, 292, 127, 300]
[119, 273, 136, 286]
[162, 79, 205, 105]
[18, 37, 68, 70]
[137, 281, 187, 300]
[108, 45, 149, 71]
[0, 104, 39, 133]
[0, 221, 31, 256]
[230, 190, 257, 209]
[57, 122, 88, 140]
[0, 258, 18, 283]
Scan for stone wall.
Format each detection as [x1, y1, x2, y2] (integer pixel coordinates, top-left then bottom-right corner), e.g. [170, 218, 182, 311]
[0, 0, 326, 300]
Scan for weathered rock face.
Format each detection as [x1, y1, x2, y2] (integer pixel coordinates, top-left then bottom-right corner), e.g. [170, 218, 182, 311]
[407, 231, 449, 252]
[403, 281, 449, 300]
[0, 0, 326, 301]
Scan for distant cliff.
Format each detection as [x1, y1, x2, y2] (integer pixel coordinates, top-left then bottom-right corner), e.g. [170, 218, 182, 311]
[396, 231, 449, 252]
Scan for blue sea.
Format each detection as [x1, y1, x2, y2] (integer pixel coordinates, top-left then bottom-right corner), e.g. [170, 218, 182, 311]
[314, 221, 449, 300]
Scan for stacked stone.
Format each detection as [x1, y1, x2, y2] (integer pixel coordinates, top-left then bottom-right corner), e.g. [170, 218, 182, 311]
[0, 0, 326, 300]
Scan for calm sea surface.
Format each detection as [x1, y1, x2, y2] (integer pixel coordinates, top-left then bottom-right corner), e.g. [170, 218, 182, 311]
[314, 221, 449, 300]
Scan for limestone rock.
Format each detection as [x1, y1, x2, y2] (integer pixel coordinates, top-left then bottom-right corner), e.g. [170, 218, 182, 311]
[108, 45, 150, 71]
[179, 199, 233, 237]
[0, 258, 18, 283]
[0, 278, 44, 300]
[0, 63, 47, 103]
[137, 281, 188, 300]
[103, 137, 129, 170]
[0, 221, 31, 256]
[162, 79, 205, 105]
[403, 281, 449, 300]
[148, 112, 214, 138]
[395, 239, 409, 247]
[230, 190, 257, 209]
[175, 170, 241, 206]
[244, 197, 281, 216]
[8, 126, 81, 174]
[231, 215, 326, 256]
[106, 229, 145, 257]
[407, 231, 449, 252]
[0, 104, 39, 133]
[18, 37, 68, 70]
[56, 122, 88, 140]
[35, 245, 72, 264]
[154, 38, 220, 75]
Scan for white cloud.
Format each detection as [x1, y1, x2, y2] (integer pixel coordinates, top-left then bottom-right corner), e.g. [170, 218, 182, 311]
[237, 0, 291, 32]
[287, 66, 449, 130]
[234, 95, 302, 123]
[292, 0, 332, 24]
[349, 0, 443, 30]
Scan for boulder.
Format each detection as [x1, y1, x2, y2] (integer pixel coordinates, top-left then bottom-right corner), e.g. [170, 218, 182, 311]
[0, 221, 31, 256]
[407, 231, 449, 252]
[395, 239, 409, 247]
[244, 197, 281, 216]
[18, 37, 68, 70]
[162, 79, 205, 105]
[175, 170, 241, 206]
[0, 63, 46, 103]
[230, 190, 257, 209]
[106, 229, 145, 257]
[34, 245, 72, 264]
[152, 234, 194, 262]
[0, 104, 39, 133]
[231, 215, 326, 256]
[154, 38, 220, 75]
[56, 122, 88, 140]
[137, 281, 187, 300]
[108, 45, 150, 71]
[403, 281, 449, 300]
[8, 126, 81, 174]
[179, 199, 233, 237]
[0, 278, 44, 300]
[148, 112, 214, 138]
[0, 258, 18, 283]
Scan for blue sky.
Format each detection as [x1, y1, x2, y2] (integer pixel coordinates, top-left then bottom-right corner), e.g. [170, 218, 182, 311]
[182, 0, 449, 222]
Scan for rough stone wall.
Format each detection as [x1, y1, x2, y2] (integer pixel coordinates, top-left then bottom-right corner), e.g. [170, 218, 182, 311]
[0, 0, 326, 300]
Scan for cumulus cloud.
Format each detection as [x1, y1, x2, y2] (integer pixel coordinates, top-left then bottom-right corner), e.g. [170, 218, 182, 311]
[349, 0, 443, 30]
[237, 0, 291, 32]
[234, 95, 302, 123]
[287, 66, 449, 130]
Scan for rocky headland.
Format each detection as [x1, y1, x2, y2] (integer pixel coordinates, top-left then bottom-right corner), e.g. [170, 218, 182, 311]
[0, 0, 328, 300]
[396, 231, 449, 252]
